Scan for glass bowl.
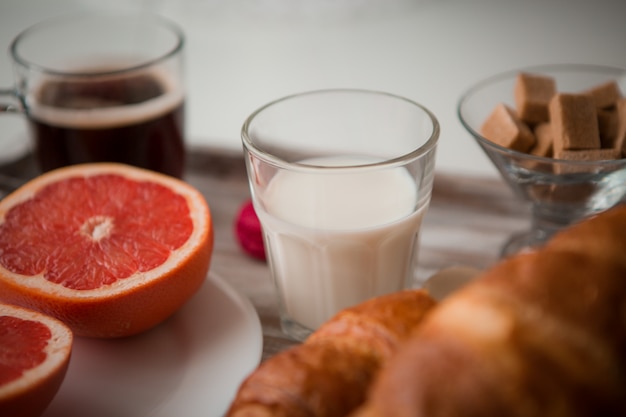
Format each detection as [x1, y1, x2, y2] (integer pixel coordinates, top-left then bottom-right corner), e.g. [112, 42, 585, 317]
[458, 64, 626, 257]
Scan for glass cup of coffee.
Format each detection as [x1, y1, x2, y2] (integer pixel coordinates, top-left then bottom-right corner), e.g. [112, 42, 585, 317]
[242, 89, 439, 341]
[0, 12, 186, 178]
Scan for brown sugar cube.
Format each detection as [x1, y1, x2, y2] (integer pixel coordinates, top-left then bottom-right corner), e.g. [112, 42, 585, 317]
[553, 148, 622, 174]
[597, 107, 619, 148]
[549, 93, 600, 151]
[514, 72, 556, 124]
[530, 123, 553, 157]
[614, 98, 626, 157]
[554, 148, 621, 161]
[584, 80, 622, 109]
[480, 103, 536, 152]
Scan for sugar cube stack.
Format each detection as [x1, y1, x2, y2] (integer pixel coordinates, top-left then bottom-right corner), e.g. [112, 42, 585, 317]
[480, 72, 626, 163]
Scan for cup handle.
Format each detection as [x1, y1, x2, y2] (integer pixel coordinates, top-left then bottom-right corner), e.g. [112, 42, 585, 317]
[0, 88, 21, 113]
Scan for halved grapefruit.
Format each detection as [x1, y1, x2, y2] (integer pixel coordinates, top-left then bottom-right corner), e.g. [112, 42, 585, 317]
[0, 302, 73, 417]
[0, 163, 213, 338]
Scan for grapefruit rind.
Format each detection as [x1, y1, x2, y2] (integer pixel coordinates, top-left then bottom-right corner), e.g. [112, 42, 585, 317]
[0, 163, 214, 338]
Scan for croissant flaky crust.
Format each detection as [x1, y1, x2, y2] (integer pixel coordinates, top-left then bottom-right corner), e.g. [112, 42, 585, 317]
[353, 205, 626, 417]
[226, 289, 437, 417]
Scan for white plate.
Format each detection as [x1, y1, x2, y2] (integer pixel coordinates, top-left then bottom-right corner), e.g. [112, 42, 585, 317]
[42, 272, 263, 417]
[422, 266, 483, 301]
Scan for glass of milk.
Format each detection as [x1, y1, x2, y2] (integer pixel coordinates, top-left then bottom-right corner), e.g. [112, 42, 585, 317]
[241, 89, 439, 341]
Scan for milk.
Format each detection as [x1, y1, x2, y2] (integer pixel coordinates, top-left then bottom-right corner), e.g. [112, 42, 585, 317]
[256, 156, 426, 331]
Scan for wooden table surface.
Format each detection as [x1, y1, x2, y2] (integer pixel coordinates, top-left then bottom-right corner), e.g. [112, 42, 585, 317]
[0, 149, 531, 361]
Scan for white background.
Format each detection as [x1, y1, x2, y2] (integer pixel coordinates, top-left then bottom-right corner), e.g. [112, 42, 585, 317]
[1, 0, 625, 177]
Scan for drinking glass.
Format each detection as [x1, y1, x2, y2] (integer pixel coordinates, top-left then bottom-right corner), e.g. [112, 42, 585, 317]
[242, 89, 439, 341]
[0, 12, 186, 178]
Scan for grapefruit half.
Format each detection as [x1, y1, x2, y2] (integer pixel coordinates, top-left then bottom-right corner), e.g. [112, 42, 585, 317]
[0, 163, 213, 338]
[0, 302, 73, 417]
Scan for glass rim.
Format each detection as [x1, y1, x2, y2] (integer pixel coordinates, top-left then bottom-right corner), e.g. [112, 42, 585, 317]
[241, 88, 440, 172]
[10, 11, 185, 78]
[457, 62, 626, 168]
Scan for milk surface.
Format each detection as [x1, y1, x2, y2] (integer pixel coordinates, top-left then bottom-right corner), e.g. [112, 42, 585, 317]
[256, 156, 425, 330]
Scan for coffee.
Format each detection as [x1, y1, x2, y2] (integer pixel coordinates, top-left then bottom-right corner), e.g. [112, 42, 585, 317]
[27, 71, 185, 178]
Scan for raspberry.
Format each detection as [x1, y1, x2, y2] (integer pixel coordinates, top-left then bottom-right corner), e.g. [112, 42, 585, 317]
[234, 200, 266, 261]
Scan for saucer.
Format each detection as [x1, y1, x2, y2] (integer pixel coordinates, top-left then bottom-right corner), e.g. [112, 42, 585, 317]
[42, 272, 263, 417]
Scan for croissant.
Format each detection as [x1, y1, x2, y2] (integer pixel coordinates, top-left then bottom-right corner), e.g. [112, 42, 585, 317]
[226, 289, 436, 417]
[352, 205, 626, 417]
